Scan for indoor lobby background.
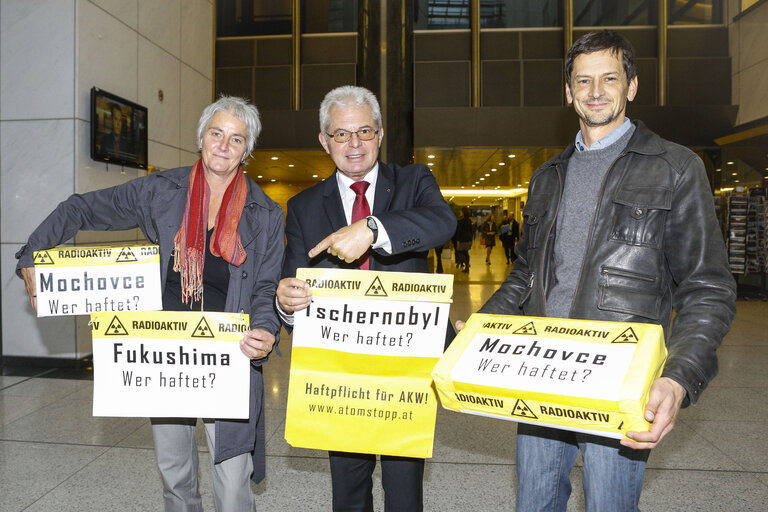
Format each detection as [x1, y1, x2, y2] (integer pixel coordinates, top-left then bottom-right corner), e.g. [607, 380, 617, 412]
[1, 1, 767, 510]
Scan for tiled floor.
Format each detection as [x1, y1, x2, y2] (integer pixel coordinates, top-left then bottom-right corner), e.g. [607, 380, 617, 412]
[1, 244, 767, 511]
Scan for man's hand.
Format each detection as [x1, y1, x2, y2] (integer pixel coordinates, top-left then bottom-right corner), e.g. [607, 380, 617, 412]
[455, 320, 466, 331]
[276, 277, 312, 314]
[240, 328, 276, 360]
[621, 377, 685, 450]
[21, 267, 37, 312]
[308, 219, 373, 262]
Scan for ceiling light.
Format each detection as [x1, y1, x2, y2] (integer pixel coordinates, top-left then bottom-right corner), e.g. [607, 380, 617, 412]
[288, 164, 294, 167]
[715, 168, 721, 172]
[484, 173, 490, 177]
[732, 172, 738, 176]
[428, 154, 435, 159]
[257, 175, 263, 179]
[270, 179, 276, 182]
[498, 162, 505, 166]
[271, 156, 278, 160]
[480, 177, 485, 181]
[428, 162, 434, 166]
[508, 154, 516, 158]
[312, 174, 318, 178]
[726, 161, 734, 164]
[491, 168, 497, 172]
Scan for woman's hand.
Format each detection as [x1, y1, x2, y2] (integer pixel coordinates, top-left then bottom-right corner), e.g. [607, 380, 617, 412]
[21, 267, 37, 312]
[240, 328, 276, 359]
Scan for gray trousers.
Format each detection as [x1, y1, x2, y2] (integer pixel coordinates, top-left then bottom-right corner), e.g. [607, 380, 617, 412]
[151, 418, 257, 512]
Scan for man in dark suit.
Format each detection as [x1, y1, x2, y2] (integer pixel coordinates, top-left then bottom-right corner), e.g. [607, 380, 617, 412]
[100, 103, 133, 158]
[277, 85, 456, 512]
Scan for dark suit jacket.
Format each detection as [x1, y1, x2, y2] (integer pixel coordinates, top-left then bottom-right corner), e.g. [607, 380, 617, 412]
[281, 162, 456, 279]
[100, 132, 134, 157]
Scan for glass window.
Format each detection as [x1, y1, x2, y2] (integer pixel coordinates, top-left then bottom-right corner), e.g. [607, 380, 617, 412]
[415, 0, 562, 30]
[669, 0, 723, 25]
[217, 0, 292, 37]
[574, 0, 654, 27]
[302, 0, 358, 33]
[415, 0, 471, 30]
[481, 0, 563, 27]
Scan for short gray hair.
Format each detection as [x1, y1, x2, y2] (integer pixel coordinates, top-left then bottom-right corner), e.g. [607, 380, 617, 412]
[196, 95, 261, 157]
[319, 86, 382, 133]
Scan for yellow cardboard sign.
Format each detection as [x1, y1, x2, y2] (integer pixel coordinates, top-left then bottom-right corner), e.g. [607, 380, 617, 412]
[296, 267, 453, 302]
[34, 244, 159, 267]
[285, 268, 453, 458]
[431, 314, 667, 438]
[33, 244, 162, 317]
[91, 310, 251, 418]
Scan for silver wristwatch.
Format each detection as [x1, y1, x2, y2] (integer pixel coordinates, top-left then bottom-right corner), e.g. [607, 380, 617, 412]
[366, 216, 378, 244]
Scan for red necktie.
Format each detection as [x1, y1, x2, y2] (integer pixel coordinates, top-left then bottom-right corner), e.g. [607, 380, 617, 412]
[350, 181, 371, 270]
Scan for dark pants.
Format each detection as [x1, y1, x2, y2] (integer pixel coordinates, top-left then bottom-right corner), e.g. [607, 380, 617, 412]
[329, 451, 424, 511]
[502, 242, 515, 262]
[434, 247, 443, 273]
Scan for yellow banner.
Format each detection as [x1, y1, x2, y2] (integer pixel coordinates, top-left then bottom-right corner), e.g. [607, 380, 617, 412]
[90, 310, 249, 339]
[432, 314, 667, 439]
[285, 268, 452, 458]
[33, 244, 159, 267]
[296, 267, 453, 302]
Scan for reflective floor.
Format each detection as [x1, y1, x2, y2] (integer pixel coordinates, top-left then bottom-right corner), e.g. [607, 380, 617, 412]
[1, 243, 767, 511]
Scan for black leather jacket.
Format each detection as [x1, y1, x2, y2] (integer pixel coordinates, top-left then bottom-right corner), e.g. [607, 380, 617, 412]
[480, 121, 736, 406]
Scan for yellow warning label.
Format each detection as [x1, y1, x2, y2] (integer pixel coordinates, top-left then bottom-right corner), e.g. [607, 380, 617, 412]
[91, 311, 249, 341]
[432, 314, 667, 439]
[33, 244, 159, 268]
[296, 268, 453, 303]
[33, 251, 55, 265]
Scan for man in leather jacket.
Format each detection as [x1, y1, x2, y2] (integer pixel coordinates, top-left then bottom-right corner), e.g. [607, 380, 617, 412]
[477, 30, 736, 511]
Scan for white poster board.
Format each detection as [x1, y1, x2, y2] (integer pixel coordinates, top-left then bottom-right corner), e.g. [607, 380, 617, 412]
[91, 311, 251, 419]
[33, 245, 162, 317]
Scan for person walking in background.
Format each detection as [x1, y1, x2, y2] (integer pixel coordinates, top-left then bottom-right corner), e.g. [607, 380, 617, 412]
[499, 214, 515, 264]
[454, 206, 473, 273]
[434, 244, 444, 273]
[481, 214, 496, 265]
[510, 214, 520, 260]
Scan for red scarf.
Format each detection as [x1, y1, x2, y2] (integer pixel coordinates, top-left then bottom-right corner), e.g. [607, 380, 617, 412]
[173, 159, 248, 306]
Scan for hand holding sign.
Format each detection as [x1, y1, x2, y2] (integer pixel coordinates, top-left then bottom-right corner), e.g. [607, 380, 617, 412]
[21, 267, 37, 311]
[240, 328, 276, 359]
[277, 277, 313, 314]
[622, 376, 685, 450]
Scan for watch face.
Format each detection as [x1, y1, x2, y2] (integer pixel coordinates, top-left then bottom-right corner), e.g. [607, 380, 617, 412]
[367, 217, 378, 242]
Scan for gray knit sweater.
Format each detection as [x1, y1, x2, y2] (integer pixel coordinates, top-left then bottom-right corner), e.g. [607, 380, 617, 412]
[546, 126, 635, 319]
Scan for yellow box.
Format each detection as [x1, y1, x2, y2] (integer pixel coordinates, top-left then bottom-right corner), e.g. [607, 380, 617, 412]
[431, 314, 667, 439]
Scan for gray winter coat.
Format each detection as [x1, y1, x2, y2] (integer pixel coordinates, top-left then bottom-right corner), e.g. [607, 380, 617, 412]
[16, 165, 284, 482]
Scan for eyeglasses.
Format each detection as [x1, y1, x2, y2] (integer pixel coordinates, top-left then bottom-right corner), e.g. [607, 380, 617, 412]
[325, 127, 379, 144]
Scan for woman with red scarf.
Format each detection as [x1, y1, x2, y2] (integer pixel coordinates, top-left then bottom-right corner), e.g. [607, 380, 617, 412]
[16, 96, 284, 511]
